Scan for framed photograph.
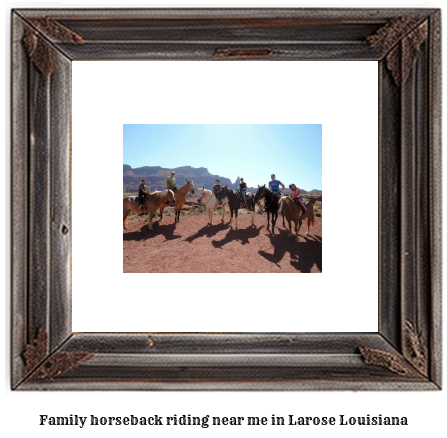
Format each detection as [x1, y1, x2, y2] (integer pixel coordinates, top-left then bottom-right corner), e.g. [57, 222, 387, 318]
[121, 123, 323, 274]
[11, 8, 441, 390]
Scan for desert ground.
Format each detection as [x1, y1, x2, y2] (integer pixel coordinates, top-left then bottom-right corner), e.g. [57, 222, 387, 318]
[123, 202, 322, 273]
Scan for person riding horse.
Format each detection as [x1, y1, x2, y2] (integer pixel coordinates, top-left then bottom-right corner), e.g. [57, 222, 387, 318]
[239, 177, 247, 207]
[213, 179, 223, 201]
[268, 174, 285, 196]
[166, 171, 177, 191]
[289, 183, 308, 213]
[263, 174, 285, 211]
[138, 179, 151, 210]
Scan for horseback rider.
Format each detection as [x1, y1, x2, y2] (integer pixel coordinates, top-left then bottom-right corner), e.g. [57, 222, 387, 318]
[166, 171, 177, 191]
[289, 183, 308, 213]
[263, 174, 284, 211]
[138, 179, 151, 210]
[213, 179, 222, 201]
[268, 174, 285, 197]
[239, 177, 247, 207]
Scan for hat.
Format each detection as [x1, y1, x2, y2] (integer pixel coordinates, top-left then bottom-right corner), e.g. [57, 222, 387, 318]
[271, 174, 276, 178]
[171, 171, 175, 174]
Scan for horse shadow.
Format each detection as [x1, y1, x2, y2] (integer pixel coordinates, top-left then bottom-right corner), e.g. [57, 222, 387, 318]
[184, 222, 228, 244]
[258, 229, 322, 273]
[311, 235, 322, 243]
[211, 225, 264, 249]
[155, 220, 182, 242]
[123, 219, 180, 242]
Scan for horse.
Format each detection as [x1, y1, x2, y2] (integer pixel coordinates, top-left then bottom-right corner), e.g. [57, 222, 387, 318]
[197, 187, 229, 226]
[253, 185, 281, 233]
[278, 194, 301, 227]
[123, 189, 175, 230]
[219, 185, 256, 229]
[160, 179, 195, 223]
[278, 196, 316, 241]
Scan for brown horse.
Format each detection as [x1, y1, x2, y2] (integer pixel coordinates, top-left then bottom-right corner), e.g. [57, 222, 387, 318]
[278, 196, 316, 242]
[123, 189, 175, 230]
[160, 179, 195, 223]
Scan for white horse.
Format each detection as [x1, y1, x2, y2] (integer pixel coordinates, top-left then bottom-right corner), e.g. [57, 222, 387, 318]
[197, 187, 229, 226]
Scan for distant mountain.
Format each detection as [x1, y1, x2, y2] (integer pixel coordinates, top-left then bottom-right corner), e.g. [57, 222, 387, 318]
[123, 165, 239, 193]
[304, 189, 323, 196]
[123, 165, 322, 196]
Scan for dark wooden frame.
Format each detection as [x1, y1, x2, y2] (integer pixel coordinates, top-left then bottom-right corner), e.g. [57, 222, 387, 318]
[11, 8, 441, 390]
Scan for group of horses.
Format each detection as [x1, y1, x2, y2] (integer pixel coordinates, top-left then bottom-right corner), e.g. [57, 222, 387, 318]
[123, 179, 318, 242]
[123, 179, 195, 230]
[196, 186, 257, 229]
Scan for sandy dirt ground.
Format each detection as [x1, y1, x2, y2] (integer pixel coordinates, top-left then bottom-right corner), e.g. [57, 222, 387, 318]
[123, 207, 322, 273]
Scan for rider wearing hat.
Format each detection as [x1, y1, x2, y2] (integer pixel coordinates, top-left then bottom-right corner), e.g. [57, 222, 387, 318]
[166, 171, 177, 191]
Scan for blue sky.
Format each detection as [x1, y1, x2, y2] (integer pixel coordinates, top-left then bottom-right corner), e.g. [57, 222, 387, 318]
[123, 124, 322, 190]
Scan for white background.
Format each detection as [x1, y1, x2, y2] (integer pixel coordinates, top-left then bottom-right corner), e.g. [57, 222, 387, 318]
[2, 1, 445, 438]
[72, 60, 378, 333]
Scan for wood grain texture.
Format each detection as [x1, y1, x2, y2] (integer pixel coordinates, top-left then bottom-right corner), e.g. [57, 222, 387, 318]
[28, 55, 51, 344]
[49, 49, 72, 350]
[428, 10, 442, 388]
[11, 13, 29, 389]
[378, 59, 401, 350]
[11, 7, 441, 390]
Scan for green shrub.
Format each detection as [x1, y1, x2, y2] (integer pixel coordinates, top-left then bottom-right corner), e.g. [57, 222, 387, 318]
[187, 207, 204, 215]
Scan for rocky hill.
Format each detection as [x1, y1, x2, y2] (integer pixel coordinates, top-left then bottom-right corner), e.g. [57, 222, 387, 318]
[124, 165, 241, 193]
[123, 165, 322, 195]
[302, 189, 323, 196]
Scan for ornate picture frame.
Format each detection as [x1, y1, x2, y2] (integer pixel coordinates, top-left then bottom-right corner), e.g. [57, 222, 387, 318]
[11, 8, 441, 390]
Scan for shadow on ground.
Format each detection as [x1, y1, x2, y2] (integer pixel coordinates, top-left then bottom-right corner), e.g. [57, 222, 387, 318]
[258, 229, 322, 272]
[123, 218, 181, 242]
[184, 222, 228, 243]
[211, 225, 264, 248]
